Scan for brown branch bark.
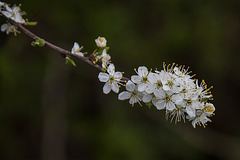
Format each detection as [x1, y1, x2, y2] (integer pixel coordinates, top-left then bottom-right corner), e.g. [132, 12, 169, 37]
[9, 20, 130, 81]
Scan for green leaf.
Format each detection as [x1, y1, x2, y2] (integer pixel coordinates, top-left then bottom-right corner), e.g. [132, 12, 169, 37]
[96, 47, 110, 56]
[26, 21, 38, 26]
[145, 102, 153, 108]
[65, 57, 76, 67]
[31, 39, 45, 47]
[101, 68, 107, 73]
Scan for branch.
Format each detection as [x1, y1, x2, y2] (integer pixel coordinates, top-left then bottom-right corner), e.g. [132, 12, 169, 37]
[9, 20, 130, 81]
[10, 20, 103, 71]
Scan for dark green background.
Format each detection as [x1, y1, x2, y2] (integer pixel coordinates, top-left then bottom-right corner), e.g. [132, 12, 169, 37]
[0, 0, 240, 160]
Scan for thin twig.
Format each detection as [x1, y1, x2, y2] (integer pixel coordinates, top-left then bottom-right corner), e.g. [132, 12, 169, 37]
[9, 20, 130, 81]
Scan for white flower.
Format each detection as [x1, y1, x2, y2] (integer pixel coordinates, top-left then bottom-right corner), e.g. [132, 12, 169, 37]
[2, 4, 25, 24]
[154, 91, 178, 111]
[0, 2, 4, 7]
[95, 36, 107, 48]
[204, 103, 215, 116]
[190, 112, 211, 128]
[98, 63, 122, 94]
[97, 49, 111, 68]
[71, 42, 84, 57]
[1, 23, 18, 35]
[131, 66, 154, 93]
[196, 80, 212, 100]
[118, 81, 142, 106]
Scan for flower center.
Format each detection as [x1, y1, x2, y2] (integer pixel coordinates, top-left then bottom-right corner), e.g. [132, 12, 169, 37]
[167, 80, 174, 87]
[109, 75, 114, 81]
[165, 95, 171, 102]
[157, 80, 162, 88]
[185, 99, 192, 105]
[142, 76, 148, 82]
[98, 37, 104, 43]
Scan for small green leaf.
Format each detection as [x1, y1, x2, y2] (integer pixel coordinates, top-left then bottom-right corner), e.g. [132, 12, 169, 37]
[145, 102, 153, 108]
[31, 39, 45, 47]
[101, 68, 107, 73]
[37, 39, 45, 47]
[96, 46, 110, 56]
[65, 57, 76, 67]
[26, 21, 38, 26]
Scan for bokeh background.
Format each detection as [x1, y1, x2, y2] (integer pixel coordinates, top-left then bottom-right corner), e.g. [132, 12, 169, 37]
[1, 0, 240, 160]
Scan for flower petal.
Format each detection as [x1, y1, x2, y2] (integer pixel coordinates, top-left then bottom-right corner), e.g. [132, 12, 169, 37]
[154, 89, 165, 99]
[107, 63, 115, 75]
[155, 100, 166, 110]
[138, 83, 146, 92]
[186, 106, 196, 118]
[138, 66, 148, 77]
[126, 80, 135, 92]
[118, 91, 131, 100]
[103, 82, 111, 94]
[129, 96, 137, 105]
[111, 82, 119, 93]
[145, 83, 154, 94]
[148, 73, 157, 83]
[131, 75, 141, 83]
[98, 72, 109, 82]
[142, 94, 152, 103]
[1, 11, 11, 18]
[166, 101, 176, 111]
[114, 71, 122, 80]
[1, 24, 7, 32]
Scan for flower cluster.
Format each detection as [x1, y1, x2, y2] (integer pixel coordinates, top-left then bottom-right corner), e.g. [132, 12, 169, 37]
[0, 1, 26, 35]
[96, 37, 215, 128]
[0, 1, 215, 128]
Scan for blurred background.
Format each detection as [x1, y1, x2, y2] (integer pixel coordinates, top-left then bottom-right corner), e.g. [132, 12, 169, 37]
[0, 0, 240, 160]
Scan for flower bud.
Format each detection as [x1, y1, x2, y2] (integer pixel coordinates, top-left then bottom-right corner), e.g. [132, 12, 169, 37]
[95, 36, 107, 48]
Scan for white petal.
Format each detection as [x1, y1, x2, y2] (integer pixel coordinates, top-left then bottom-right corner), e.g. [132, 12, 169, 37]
[162, 85, 171, 91]
[111, 82, 119, 93]
[166, 101, 176, 111]
[118, 91, 131, 100]
[148, 73, 157, 83]
[102, 49, 107, 56]
[154, 89, 165, 99]
[98, 72, 109, 82]
[138, 83, 146, 92]
[155, 100, 166, 110]
[1, 11, 11, 18]
[171, 94, 183, 106]
[142, 94, 152, 103]
[114, 71, 122, 80]
[131, 75, 141, 83]
[129, 96, 137, 105]
[103, 82, 111, 94]
[107, 63, 115, 75]
[75, 52, 84, 57]
[71, 42, 79, 53]
[125, 81, 135, 91]
[138, 66, 148, 77]
[5, 4, 12, 12]
[145, 83, 154, 94]
[186, 106, 196, 118]
[1, 24, 7, 32]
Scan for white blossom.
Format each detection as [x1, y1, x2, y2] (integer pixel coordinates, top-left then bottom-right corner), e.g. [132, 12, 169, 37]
[118, 81, 142, 106]
[131, 66, 154, 93]
[1, 23, 18, 35]
[96, 49, 111, 68]
[95, 36, 107, 48]
[1, 4, 25, 24]
[98, 63, 122, 94]
[71, 42, 84, 57]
